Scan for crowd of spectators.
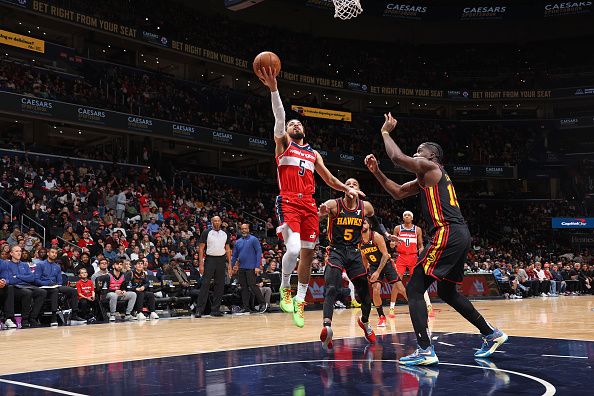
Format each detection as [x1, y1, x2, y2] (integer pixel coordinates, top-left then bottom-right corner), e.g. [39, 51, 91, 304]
[1, 55, 549, 166]
[1, 147, 592, 328]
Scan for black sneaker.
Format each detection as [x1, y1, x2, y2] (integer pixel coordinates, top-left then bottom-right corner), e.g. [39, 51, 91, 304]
[235, 308, 250, 315]
[71, 314, 86, 322]
[21, 320, 31, 328]
[210, 311, 223, 317]
[30, 319, 42, 328]
[258, 303, 270, 314]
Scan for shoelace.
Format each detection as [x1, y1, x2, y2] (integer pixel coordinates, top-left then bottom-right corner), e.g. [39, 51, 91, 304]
[296, 301, 306, 318]
[282, 289, 292, 304]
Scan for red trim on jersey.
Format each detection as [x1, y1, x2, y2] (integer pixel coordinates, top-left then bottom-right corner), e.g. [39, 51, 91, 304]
[339, 197, 361, 213]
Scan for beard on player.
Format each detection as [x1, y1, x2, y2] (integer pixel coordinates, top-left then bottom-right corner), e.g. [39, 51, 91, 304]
[286, 119, 305, 141]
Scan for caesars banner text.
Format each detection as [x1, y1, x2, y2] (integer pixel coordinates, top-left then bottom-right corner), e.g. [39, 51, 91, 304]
[6, 1, 570, 100]
[0, 91, 516, 177]
[0, 29, 45, 53]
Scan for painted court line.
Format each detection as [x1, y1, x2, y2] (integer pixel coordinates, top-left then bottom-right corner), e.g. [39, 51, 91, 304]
[0, 379, 88, 395]
[541, 354, 587, 359]
[207, 359, 556, 396]
[391, 342, 405, 346]
[438, 342, 455, 347]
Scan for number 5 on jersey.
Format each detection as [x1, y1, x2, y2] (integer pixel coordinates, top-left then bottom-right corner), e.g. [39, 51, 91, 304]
[343, 228, 353, 241]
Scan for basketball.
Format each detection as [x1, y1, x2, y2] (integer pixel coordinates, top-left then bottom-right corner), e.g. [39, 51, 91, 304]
[253, 51, 281, 79]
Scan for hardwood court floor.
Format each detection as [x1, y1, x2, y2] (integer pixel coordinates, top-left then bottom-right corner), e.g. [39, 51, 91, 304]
[1, 296, 593, 376]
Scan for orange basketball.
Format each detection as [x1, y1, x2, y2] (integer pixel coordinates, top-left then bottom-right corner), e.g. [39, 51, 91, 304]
[253, 51, 281, 79]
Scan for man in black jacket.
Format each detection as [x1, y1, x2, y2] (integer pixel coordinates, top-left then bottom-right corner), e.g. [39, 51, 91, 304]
[125, 261, 159, 320]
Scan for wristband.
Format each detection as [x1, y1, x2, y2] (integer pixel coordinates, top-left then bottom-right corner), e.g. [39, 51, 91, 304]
[381, 130, 390, 135]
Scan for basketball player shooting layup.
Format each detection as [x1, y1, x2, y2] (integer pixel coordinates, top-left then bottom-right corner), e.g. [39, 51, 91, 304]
[258, 66, 365, 328]
[365, 113, 507, 366]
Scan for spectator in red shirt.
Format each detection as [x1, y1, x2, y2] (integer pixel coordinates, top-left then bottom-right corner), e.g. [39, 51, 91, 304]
[76, 267, 95, 320]
[139, 192, 151, 221]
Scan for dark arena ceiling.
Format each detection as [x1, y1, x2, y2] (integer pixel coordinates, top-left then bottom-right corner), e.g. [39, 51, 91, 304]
[191, 0, 594, 44]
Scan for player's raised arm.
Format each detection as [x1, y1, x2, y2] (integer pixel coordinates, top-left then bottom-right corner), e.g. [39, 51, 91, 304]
[364, 154, 420, 200]
[314, 151, 365, 200]
[380, 113, 438, 176]
[260, 66, 288, 156]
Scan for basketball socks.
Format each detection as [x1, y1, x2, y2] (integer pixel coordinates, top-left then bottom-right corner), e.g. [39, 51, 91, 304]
[280, 228, 301, 289]
[376, 305, 385, 317]
[296, 282, 308, 300]
[389, 302, 395, 310]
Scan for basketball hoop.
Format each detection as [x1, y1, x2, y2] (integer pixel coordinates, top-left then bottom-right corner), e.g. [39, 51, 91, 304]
[333, 0, 363, 20]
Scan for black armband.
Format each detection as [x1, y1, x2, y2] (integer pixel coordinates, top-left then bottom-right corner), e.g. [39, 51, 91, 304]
[366, 215, 388, 237]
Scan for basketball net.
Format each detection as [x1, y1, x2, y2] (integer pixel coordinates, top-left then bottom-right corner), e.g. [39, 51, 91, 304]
[333, 0, 362, 20]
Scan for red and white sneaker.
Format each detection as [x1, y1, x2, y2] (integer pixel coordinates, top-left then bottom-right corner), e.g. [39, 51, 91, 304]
[357, 317, 376, 344]
[377, 315, 386, 327]
[320, 325, 334, 351]
[388, 308, 396, 318]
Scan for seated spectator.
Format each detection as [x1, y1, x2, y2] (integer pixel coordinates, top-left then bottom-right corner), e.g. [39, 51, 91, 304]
[534, 262, 552, 297]
[100, 259, 136, 321]
[91, 258, 109, 281]
[266, 260, 279, 274]
[125, 260, 159, 320]
[34, 247, 85, 324]
[74, 252, 95, 278]
[549, 263, 567, 295]
[76, 267, 95, 320]
[165, 258, 200, 313]
[0, 246, 47, 328]
[255, 267, 272, 307]
[103, 243, 118, 262]
[562, 263, 580, 294]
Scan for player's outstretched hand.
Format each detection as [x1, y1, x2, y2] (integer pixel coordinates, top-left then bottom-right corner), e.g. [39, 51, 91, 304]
[364, 154, 379, 173]
[386, 234, 399, 242]
[381, 112, 398, 134]
[259, 66, 278, 91]
[318, 203, 330, 216]
[347, 188, 366, 200]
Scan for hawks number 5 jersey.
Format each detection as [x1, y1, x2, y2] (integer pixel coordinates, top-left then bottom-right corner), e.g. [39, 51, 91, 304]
[328, 198, 364, 247]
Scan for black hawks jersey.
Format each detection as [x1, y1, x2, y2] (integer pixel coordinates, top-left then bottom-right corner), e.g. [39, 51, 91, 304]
[359, 231, 382, 266]
[328, 198, 365, 247]
[420, 168, 466, 236]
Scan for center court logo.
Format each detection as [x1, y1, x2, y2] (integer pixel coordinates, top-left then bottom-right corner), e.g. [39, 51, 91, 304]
[384, 3, 428, 19]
